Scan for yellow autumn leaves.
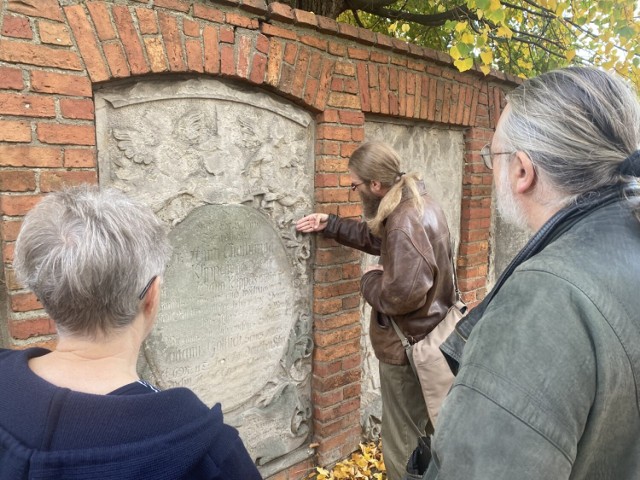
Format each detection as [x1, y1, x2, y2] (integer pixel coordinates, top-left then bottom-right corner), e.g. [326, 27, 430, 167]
[456, 0, 639, 82]
[448, 0, 516, 74]
[379, 0, 639, 87]
[388, 22, 411, 34]
[306, 442, 386, 480]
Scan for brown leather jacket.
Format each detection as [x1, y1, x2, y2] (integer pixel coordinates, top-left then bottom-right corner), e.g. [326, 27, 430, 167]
[323, 182, 456, 365]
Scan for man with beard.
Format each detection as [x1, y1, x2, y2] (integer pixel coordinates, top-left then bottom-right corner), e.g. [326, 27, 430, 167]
[296, 141, 455, 480]
[422, 67, 640, 479]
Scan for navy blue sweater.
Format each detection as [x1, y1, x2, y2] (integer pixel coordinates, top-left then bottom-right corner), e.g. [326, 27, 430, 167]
[0, 348, 262, 480]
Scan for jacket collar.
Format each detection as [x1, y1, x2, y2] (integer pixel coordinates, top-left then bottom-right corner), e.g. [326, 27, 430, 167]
[441, 185, 625, 374]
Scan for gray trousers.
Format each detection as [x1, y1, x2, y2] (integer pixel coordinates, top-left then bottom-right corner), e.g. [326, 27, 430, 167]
[379, 361, 432, 480]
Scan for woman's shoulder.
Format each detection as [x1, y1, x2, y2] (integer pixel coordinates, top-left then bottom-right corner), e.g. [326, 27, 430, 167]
[0, 347, 49, 366]
[109, 380, 161, 395]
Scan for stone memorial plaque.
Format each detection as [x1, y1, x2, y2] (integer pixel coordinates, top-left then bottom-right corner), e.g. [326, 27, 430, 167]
[96, 78, 315, 476]
[145, 204, 294, 410]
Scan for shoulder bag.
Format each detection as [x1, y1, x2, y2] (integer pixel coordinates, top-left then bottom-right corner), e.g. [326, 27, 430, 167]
[390, 247, 467, 426]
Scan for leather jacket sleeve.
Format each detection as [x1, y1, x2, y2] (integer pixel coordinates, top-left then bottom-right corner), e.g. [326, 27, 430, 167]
[322, 214, 382, 255]
[360, 227, 434, 316]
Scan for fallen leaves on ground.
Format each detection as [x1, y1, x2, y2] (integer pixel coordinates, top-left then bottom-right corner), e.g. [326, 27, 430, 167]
[306, 441, 386, 480]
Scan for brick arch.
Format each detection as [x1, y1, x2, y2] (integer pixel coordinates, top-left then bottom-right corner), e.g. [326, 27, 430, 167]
[64, 2, 335, 113]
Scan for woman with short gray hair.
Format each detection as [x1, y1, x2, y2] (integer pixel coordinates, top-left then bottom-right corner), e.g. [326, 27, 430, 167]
[1, 185, 261, 480]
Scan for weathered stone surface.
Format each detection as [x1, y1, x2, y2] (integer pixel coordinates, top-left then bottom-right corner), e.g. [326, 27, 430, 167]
[148, 205, 295, 408]
[96, 78, 314, 476]
[95, 78, 314, 225]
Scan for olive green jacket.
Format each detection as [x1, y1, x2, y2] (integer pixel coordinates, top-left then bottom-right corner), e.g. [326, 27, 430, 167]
[427, 194, 640, 479]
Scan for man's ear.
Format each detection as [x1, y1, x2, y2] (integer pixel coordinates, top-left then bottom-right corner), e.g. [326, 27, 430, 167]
[369, 180, 385, 197]
[513, 151, 537, 194]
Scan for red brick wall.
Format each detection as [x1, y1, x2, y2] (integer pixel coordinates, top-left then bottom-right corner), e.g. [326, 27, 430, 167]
[0, 0, 516, 476]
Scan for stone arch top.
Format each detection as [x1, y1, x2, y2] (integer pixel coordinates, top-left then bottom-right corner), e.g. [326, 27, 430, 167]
[63, 1, 337, 113]
[52, 1, 514, 128]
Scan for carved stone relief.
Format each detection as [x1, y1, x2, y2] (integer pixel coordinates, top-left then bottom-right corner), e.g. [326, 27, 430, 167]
[95, 78, 314, 476]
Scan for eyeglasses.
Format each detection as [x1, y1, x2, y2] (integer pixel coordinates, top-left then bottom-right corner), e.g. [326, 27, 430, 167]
[480, 143, 516, 170]
[138, 275, 157, 300]
[350, 181, 366, 191]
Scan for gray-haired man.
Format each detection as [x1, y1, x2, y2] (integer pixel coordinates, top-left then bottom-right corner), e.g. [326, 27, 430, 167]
[425, 67, 640, 478]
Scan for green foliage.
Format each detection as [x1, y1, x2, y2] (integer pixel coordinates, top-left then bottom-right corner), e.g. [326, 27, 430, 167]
[338, 0, 640, 88]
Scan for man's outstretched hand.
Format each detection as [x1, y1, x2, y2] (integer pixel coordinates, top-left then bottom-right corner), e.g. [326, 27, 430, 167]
[296, 213, 329, 233]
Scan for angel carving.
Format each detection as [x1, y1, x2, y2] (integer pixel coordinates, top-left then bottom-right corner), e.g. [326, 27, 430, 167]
[112, 127, 160, 166]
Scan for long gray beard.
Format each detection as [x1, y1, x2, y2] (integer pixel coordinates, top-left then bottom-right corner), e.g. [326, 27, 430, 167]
[496, 166, 529, 231]
[361, 193, 381, 220]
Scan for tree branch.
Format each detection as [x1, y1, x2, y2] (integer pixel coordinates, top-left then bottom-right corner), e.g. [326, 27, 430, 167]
[519, 0, 555, 16]
[348, 0, 398, 10]
[358, 3, 476, 27]
[508, 26, 567, 50]
[346, 0, 632, 67]
[516, 0, 597, 38]
[488, 30, 564, 58]
[345, 0, 365, 27]
[500, 1, 555, 20]
[559, 17, 598, 38]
